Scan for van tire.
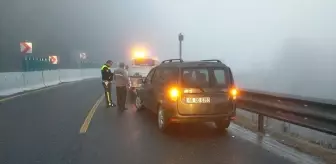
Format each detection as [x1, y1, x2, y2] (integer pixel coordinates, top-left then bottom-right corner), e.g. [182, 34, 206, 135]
[157, 106, 169, 132]
[135, 95, 144, 111]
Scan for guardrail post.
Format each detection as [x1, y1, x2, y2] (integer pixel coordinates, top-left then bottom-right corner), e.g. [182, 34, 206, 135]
[258, 114, 264, 133]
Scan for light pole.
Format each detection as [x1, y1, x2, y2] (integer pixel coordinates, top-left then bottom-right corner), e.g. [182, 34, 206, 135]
[178, 33, 184, 60]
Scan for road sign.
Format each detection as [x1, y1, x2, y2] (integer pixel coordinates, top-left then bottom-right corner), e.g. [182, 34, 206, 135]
[49, 56, 58, 64]
[179, 33, 184, 42]
[80, 53, 87, 59]
[20, 41, 32, 53]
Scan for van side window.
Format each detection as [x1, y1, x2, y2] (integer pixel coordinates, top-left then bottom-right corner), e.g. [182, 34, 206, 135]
[151, 68, 178, 84]
[152, 68, 163, 83]
[162, 68, 179, 83]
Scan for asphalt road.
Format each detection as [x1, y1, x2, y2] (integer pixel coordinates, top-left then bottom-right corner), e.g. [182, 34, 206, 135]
[0, 79, 320, 164]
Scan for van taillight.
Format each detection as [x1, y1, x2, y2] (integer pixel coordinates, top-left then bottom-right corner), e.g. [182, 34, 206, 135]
[167, 87, 180, 101]
[230, 87, 238, 100]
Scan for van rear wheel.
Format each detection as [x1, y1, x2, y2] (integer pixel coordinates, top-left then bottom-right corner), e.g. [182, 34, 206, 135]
[157, 106, 169, 132]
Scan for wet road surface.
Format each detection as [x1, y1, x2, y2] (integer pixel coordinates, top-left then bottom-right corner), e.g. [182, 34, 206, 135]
[0, 79, 321, 164]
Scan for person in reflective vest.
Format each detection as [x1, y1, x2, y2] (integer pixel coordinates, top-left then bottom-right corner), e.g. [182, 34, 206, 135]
[101, 60, 116, 108]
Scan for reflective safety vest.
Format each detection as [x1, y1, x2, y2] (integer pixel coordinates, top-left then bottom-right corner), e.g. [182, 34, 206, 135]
[101, 64, 112, 81]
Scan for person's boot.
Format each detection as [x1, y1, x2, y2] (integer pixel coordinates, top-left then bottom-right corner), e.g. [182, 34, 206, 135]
[106, 102, 112, 108]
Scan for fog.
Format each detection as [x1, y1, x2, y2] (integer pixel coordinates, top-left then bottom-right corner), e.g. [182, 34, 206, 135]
[1, 0, 335, 99]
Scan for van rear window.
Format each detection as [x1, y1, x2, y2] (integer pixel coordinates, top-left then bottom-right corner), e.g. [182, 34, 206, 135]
[182, 68, 209, 87]
[182, 68, 229, 88]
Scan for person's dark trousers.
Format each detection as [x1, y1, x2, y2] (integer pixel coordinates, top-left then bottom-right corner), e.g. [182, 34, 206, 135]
[102, 81, 112, 107]
[116, 86, 127, 110]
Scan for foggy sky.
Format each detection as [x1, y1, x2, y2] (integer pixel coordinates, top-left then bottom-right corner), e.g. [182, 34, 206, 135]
[1, 0, 335, 99]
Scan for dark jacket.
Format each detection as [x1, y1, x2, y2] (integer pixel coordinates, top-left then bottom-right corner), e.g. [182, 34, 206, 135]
[101, 64, 113, 81]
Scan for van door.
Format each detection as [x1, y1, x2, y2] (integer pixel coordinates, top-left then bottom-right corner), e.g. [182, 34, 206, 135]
[148, 68, 163, 112]
[152, 67, 179, 112]
[177, 67, 234, 115]
[141, 68, 156, 109]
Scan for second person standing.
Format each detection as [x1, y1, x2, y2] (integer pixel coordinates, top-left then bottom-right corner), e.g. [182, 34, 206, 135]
[113, 62, 129, 110]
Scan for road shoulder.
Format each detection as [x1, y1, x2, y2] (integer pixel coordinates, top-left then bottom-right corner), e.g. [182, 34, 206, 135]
[233, 110, 336, 164]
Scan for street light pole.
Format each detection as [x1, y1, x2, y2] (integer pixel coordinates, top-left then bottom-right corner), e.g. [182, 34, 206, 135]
[178, 33, 184, 60]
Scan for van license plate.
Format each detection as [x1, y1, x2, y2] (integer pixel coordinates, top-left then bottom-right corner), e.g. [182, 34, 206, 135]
[186, 97, 211, 104]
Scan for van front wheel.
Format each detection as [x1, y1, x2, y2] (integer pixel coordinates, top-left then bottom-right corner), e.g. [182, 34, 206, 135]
[135, 95, 144, 111]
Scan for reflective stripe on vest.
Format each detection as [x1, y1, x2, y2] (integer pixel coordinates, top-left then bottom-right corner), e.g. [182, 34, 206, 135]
[101, 64, 109, 70]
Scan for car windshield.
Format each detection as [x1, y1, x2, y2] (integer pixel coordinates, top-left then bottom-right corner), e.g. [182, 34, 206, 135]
[182, 68, 228, 88]
[128, 67, 152, 77]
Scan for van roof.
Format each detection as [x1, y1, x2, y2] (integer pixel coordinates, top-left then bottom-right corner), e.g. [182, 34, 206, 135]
[158, 59, 229, 68]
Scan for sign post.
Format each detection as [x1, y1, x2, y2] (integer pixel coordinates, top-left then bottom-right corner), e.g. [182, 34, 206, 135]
[20, 41, 33, 71]
[79, 53, 87, 69]
[178, 33, 184, 60]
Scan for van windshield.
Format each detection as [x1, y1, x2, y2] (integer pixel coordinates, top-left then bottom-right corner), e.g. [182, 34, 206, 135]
[182, 68, 228, 88]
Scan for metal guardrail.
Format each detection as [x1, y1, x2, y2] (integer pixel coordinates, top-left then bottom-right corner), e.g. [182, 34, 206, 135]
[237, 89, 336, 136]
